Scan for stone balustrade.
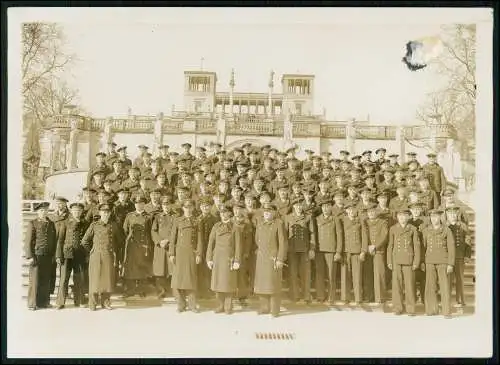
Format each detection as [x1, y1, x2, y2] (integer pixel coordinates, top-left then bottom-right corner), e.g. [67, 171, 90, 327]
[44, 114, 457, 141]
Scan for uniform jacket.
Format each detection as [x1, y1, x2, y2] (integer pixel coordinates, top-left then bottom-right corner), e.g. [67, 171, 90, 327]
[206, 221, 241, 293]
[342, 216, 367, 254]
[169, 215, 202, 290]
[25, 218, 57, 258]
[151, 211, 176, 277]
[253, 218, 288, 295]
[447, 222, 471, 259]
[122, 211, 154, 279]
[423, 163, 446, 193]
[284, 213, 316, 253]
[56, 217, 90, 260]
[387, 223, 421, 266]
[363, 218, 389, 253]
[422, 225, 456, 265]
[315, 214, 343, 253]
[81, 219, 124, 293]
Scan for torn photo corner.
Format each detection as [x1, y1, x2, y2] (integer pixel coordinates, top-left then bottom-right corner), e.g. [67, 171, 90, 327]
[402, 36, 444, 71]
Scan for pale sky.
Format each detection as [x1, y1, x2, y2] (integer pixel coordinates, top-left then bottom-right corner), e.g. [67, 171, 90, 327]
[62, 21, 447, 124]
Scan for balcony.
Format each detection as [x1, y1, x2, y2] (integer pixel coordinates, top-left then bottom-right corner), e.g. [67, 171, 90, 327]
[321, 125, 346, 139]
[44, 114, 458, 141]
[355, 126, 396, 140]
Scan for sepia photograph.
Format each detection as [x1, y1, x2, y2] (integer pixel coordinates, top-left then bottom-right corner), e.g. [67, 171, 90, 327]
[6, 7, 493, 358]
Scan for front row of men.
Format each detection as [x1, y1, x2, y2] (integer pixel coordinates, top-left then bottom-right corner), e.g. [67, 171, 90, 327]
[26, 194, 471, 318]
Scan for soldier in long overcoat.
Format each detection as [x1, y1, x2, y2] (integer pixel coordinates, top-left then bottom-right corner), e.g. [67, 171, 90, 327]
[151, 196, 176, 298]
[206, 207, 242, 314]
[55, 203, 89, 309]
[423, 153, 447, 204]
[122, 196, 154, 297]
[232, 202, 255, 305]
[169, 199, 202, 313]
[387, 208, 421, 316]
[422, 209, 455, 318]
[314, 198, 344, 305]
[445, 206, 472, 308]
[197, 197, 220, 299]
[363, 204, 389, 304]
[81, 204, 124, 310]
[112, 188, 135, 290]
[25, 202, 57, 310]
[253, 205, 288, 317]
[50, 197, 70, 296]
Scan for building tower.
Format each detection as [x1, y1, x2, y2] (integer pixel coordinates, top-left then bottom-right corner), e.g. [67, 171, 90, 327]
[183, 70, 217, 114]
[281, 73, 315, 117]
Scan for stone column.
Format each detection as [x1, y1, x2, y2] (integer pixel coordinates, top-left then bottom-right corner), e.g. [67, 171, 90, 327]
[101, 117, 113, 152]
[153, 112, 164, 158]
[216, 116, 226, 147]
[50, 129, 63, 173]
[345, 119, 356, 155]
[268, 70, 274, 117]
[396, 126, 405, 163]
[283, 111, 293, 151]
[67, 117, 79, 169]
[182, 119, 197, 150]
[229, 68, 235, 116]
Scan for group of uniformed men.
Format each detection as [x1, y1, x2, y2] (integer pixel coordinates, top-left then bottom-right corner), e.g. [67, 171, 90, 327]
[25, 141, 472, 318]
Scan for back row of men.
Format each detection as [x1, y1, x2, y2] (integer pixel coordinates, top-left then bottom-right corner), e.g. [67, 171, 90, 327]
[26, 142, 471, 318]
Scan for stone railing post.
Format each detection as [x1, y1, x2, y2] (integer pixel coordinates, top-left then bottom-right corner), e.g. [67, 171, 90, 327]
[345, 119, 356, 155]
[153, 112, 164, 158]
[182, 119, 197, 150]
[396, 126, 406, 163]
[67, 116, 79, 169]
[50, 129, 65, 173]
[216, 115, 226, 147]
[101, 117, 113, 152]
[283, 113, 293, 151]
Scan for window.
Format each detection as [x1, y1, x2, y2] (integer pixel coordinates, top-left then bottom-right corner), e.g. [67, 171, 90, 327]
[295, 103, 302, 115]
[194, 101, 202, 113]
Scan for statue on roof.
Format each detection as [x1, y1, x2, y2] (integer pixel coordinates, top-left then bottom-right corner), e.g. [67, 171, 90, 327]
[268, 70, 275, 89]
[229, 68, 235, 88]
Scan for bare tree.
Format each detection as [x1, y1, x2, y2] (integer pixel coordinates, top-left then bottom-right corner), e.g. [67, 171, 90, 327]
[22, 23, 80, 198]
[416, 24, 476, 152]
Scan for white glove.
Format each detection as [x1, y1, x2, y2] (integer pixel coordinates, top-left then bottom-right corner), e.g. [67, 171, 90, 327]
[207, 261, 214, 270]
[232, 261, 240, 270]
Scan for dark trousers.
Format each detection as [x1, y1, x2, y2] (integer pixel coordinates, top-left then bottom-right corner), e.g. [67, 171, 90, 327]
[176, 289, 197, 311]
[362, 254, 374, 302]
[391, 264, 416, 314]
[425, 263, 452, 316]
[340, 253, 362, 303]
[247, 254, 256, 296]
[237, 260, 250, 299]
[215, 292, 233, 313]
[315, 252, 339, 303]
[288, 252, 311, 301]
[258, 294, 281, 316]
[453, 258, 466, 304]
[27, 255, 53, 309]
[56, 258, 85, 306]
[372, 253, 387, 303]
[49, 261, 57, 295]
[415, 268, 426, 304]
[82, 260, 89, 298]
